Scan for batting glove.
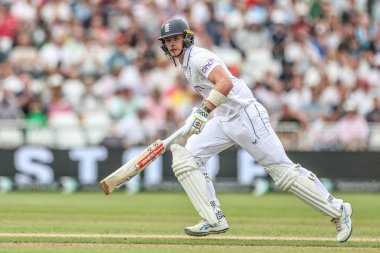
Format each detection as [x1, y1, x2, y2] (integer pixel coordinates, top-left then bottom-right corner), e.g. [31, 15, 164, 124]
[182, 106, 209, 137]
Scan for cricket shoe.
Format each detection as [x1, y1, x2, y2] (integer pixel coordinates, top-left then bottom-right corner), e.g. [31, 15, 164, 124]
[331, 202, 353, 242]
[184, 217, 229, 236]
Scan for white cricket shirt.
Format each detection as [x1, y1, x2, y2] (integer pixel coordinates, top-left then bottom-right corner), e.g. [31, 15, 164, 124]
[180, 45, 256, 120]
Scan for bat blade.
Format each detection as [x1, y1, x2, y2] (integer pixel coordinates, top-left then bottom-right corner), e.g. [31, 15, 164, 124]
[100, 140, 165, 195]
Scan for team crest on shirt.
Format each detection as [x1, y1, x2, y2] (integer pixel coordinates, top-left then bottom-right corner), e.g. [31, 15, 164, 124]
[202, 58, 215, 73]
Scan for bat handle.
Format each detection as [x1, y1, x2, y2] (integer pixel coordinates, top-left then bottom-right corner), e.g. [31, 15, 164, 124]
[162, 126, 185, 148]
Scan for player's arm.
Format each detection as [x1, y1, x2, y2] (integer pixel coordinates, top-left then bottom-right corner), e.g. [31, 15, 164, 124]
[181, 65, 232, 137]
[203, 65, 233, 111]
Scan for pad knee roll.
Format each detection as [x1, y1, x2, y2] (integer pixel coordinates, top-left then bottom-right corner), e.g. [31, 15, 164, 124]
[265, 164, 341, 218]
[171, 144, 218, 225]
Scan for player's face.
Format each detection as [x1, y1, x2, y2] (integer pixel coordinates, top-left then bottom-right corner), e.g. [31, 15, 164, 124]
[164, 35, 184, 57]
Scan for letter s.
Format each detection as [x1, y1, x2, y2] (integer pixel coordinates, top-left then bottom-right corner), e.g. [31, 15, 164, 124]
[14, 146, 54, 185]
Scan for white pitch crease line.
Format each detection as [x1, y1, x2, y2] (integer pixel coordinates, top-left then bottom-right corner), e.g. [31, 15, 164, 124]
[0, 233, 379, 243]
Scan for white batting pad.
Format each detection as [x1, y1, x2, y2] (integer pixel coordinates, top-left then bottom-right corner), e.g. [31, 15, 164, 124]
[171, 144, 218, 225]
[265, 164, 341, 218]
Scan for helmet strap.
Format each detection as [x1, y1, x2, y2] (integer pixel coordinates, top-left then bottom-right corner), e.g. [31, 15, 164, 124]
[174, 47, 185, 58]
[160, 40, 188, 67]
[171, 57, 177, 67]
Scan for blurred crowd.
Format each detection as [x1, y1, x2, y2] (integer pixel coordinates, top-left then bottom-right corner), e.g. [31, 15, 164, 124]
[1, 0, 380, 151]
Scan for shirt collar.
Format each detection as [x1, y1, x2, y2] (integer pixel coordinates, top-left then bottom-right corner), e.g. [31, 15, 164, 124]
[181, 45, 194, 67]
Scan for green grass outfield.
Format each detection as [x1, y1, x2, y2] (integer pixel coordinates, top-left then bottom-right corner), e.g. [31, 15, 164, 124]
[0, 191, 379, 252]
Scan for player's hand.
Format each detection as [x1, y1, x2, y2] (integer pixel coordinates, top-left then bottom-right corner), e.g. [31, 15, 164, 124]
[182, 107, 209, 137]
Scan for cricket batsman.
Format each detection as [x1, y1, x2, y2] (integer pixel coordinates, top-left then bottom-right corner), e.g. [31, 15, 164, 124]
[158, 17, 353, 242]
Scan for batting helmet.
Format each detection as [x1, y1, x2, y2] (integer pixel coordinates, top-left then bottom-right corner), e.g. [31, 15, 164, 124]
[159, 18, 194, 63]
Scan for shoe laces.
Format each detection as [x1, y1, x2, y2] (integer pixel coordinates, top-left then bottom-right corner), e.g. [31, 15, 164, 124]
[196, 219, 208, 226]
[331, 217, 342, 232]
[196, 216, 225, 227]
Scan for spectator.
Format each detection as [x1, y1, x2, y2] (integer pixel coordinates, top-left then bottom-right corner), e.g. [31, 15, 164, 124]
[0, 1, 20, 39]
[319, 79, 347, 109]
[100, 122, 125, 148]
[61, 21, 87, 73]
[46, 73, 74, 120]
[61, 67, 85, 109]
[190, 0, 210, 27]
[157, 107, 183, 143]
[301, 85, 326, 122]
[71, 0, 93, 26]
[367, 54, 380, 93]
[335, 45, 357, 89]
[278, 102, 309, 127]
[80, 35, 112, 76]
[277, 102, 308, 150]
[282, 75, 312, 111]
[106, 86, 144, 123]
[15, 71, 34, 114]
[93, 65, 122, 101]
[40, 0, 72, 26]
[269, 8, 288, 62]
[253, 69, 283, 116]
[347, 79, 374, 116]
[24, 94, 47, 129]
[77, 75, 107, 117]
[118, 56, 150, 96]
[366, 97, 380, 122]
[0, 83, 23, 119]
[10, 0, 37, 24]
[8, 30, 39, 75]
[234, 5, 270, 51]
[337, 101, 369, 151]
[107, 34, 133, 73]
[308, 108, 340, 151]
[166, 74, 196, 119]
[37, 29, 65, 72]
[144, 88, 171, 126]
[0, 2, 20, 61]
[284, 23, 320, 76]
[204, 3, 224, 46]
[87, 14, 110, 44]
[120, 108, 157, 147]
[0, 0, 378, 150]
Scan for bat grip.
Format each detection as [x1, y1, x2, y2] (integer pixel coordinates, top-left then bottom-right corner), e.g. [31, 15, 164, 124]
[162, 126, 185, 147]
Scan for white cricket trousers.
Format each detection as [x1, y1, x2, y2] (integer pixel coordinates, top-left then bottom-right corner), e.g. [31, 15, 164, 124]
[186, 101, 293, 167]
[185, 101, 342, 210]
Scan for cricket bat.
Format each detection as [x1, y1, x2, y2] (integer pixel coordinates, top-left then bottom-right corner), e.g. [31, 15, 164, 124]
[100, 126, 185, 195]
